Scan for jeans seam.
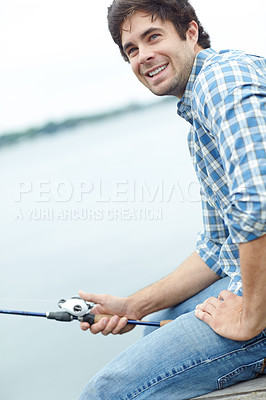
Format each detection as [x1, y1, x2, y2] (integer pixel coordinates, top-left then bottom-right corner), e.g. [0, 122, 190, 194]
[218, 358, 266, 389]
[123, 362, 205, 400]
[257, 358, 266, 376]
[124, 336, 266, 399]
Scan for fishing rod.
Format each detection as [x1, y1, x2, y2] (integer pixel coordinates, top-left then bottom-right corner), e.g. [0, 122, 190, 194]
[0, 296, 172, 328]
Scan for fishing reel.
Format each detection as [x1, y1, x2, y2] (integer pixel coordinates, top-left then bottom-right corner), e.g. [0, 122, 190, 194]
[58, 296, 94, 317]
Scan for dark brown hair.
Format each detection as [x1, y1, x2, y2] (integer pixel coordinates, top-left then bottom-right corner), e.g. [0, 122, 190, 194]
[107, 0, 211, 62]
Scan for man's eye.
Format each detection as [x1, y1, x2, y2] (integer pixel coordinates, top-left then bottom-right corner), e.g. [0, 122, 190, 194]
[150, 34, 159, 41]
[128, 47, 137, 57]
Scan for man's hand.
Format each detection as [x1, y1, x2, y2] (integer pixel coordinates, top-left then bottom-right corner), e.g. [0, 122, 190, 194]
[195, 290, 263, 341]
[195, 235, 266, 341]
[78, 290, 139, 336]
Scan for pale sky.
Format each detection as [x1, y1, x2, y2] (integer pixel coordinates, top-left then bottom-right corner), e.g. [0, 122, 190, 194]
[0, 0, 265, 134]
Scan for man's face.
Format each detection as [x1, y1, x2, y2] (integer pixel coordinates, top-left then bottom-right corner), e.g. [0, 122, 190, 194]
[121, 12, 200, 98]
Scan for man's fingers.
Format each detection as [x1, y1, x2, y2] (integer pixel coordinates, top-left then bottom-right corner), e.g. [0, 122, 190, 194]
[218, 290, 233, 301]
[101, 315, 120, 336]
[80, 317, 111, 335]
[89, 315, 128, 336]
[195, 295, 224, 325]
[90, 317, 109, 335]
[90, 304, 104, 314]
[112, 317, 128, 335]
[78, 290, 90, 300]
[196, 297, 221, 313]
[195, 308, 212, 324]
[203, 297, 221, 307]
[79, 290, 104, 305]
[80, 322, 91, 331]
[203, 302, 216, 314]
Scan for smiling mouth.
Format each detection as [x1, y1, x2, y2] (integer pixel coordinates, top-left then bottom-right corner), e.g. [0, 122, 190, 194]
[147, 64, 168, 78]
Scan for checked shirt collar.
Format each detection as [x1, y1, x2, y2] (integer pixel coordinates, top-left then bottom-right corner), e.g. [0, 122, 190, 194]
[177, 47, 216, 124]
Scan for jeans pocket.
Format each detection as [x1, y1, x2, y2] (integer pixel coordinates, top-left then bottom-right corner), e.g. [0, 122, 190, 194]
[218, 358, 266, 390]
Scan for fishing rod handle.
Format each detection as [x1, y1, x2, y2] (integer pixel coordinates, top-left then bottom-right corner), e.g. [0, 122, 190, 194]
[80, 313, 120, 325]
[159, 319, 173, 327]
[80, 312, 173, 327]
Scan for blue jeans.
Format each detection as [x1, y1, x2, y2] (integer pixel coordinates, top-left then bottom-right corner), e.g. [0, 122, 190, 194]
[79, 277, 266, 399]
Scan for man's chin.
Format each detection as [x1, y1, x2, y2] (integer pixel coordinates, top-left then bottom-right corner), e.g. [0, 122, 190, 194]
[147, 81, 183, 98]
[145, 80, 178, 97]
[149, 86, 174, 97]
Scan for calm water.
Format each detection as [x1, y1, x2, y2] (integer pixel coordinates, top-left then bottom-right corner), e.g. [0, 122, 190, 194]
[0, 101, 202, 400]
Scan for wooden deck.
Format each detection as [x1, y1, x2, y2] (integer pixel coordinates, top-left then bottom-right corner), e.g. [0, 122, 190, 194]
[194, 375, 266, 399]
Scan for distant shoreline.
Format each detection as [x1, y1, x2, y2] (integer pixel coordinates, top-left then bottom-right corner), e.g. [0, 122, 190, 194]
[0, 97, 175, 148]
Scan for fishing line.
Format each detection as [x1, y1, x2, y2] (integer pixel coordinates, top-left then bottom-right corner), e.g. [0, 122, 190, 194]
[0, 298, 57, 304]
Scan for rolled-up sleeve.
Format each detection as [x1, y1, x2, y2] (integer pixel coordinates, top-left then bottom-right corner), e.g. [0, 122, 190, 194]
[214, 82, 266, 243]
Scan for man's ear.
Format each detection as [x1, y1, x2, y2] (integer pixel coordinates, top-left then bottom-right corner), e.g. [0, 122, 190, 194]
[186, 20, 199, 44]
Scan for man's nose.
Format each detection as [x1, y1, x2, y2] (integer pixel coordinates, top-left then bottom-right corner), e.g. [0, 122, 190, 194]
[138, 46, 155, 64]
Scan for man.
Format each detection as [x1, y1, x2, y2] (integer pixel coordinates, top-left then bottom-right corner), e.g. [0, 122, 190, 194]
[79, 1, 266, 399]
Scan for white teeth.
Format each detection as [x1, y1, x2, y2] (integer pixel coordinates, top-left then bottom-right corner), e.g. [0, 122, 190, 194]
[148, 64, 167, 77]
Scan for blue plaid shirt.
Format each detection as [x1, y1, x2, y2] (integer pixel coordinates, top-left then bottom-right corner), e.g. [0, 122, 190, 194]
[177, 48, 266, 295]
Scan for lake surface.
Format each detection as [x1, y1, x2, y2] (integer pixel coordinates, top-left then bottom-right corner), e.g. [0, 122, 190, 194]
[0, 100, 202, 399]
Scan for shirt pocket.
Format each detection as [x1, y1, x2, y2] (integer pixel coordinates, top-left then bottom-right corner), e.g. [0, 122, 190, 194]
[217, 358, 266, 390]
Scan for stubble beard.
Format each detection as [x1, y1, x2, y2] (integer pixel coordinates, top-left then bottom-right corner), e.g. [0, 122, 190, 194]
[147, 54, 195, 98]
